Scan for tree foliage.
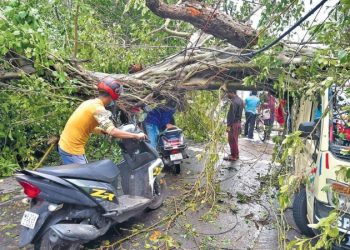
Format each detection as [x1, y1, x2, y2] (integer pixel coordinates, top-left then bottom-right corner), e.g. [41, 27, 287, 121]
[0, 0, 350, 249]
[0, 0, 185, 175]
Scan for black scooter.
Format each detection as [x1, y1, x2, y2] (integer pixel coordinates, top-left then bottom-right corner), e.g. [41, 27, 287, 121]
[158, 126, 187, 174]
[16, 124, 166, 249]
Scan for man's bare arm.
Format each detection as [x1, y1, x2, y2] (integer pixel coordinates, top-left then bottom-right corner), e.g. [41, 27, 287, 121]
[93, 127, 105, 135]
[109, 128, 145, 139]
[94, 108, 146, 140]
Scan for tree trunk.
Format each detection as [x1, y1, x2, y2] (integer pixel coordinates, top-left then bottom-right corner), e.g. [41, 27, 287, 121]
[1, 40, 312, 108]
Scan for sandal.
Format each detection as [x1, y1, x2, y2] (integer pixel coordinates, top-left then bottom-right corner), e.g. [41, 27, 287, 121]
[224, 156, 238, 161]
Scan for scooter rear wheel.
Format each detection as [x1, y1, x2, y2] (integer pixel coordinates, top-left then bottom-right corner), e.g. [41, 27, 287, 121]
[35, 228, 80, 250]
[174, 164, 181, 175]
[148, 178, 167, 210]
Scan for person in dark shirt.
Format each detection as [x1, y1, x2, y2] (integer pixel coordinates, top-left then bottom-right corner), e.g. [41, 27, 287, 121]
[224, 89, 244, 161]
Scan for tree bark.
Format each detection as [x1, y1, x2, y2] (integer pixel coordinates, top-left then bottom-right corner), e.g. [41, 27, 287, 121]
[2, 41, 311, 108]
[145, 0, 257, 48]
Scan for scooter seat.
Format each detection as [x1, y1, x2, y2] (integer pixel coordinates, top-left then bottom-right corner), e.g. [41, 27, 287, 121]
[38, 159, 119, 183]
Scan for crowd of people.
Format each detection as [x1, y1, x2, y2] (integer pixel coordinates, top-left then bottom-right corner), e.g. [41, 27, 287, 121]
[57, 77, 286, 165]
[224, 88, 287, 162]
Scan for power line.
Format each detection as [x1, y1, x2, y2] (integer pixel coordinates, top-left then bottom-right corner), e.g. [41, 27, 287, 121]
[242, 0, 329, 57]
[175, 0, 223, 83]
[187, 0, 329, 58]
[68, 0, 330, 61]
[141, 0, 331, 61]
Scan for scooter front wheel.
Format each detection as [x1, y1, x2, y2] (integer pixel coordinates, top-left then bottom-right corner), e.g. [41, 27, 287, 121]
[148, 178, 167, 210]
[35, 228, 80, 250]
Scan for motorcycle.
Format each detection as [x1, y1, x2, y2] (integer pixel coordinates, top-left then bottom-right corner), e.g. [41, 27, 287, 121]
[16, 124, 166, 249]
[158, 126, 187, 174]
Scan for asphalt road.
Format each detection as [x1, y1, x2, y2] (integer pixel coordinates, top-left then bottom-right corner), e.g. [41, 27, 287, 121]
[0, 137, 302, 249]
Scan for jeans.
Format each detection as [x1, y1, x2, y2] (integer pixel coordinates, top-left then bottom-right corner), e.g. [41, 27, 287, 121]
[144, 123, 160, 148]
[244, 111, 256, 139]
[58, 146, 88, 165]
[228, 122, 241, 158]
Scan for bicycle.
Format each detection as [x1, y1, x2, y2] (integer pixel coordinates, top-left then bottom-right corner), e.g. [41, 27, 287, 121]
[255, 112, 267, 142]
[255, 110, 287, 142]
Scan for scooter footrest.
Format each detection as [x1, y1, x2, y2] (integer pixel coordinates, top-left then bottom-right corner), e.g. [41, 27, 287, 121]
[115, 195, 150, 213]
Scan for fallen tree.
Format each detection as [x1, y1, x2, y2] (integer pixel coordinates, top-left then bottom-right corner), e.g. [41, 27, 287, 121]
[1, 36, 314, 108]
[0, 0, 318, 109]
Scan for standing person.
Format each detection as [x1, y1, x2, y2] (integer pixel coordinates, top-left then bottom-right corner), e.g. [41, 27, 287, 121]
[244, 90, 260, 139]
[224, 89, 244, 161]
[276, 98, 287, 127]
[144, 100, 176, 148]
[58, 77, 147, 165]
[262, 90, 277, 140]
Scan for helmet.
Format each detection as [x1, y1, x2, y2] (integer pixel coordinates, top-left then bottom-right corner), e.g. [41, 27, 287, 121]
[97, 77, 123, 100]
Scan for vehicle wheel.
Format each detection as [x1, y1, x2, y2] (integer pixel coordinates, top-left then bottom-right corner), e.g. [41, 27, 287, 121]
[292, 188, 315, 237]
[256, 121, 266, 142]
[34, 228, 80, 250]
[148, 178, 167, 210]
[174, 164, 181, 175]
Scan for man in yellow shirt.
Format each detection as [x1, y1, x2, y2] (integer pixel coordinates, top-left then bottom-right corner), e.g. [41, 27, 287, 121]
[58, 77, 146, 164]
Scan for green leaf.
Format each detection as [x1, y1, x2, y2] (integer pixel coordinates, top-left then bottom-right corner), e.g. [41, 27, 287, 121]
[18, 11, 27, 19]
[338, 50, 349, 64]
[327, 227, 339, 238]
[341, 0, 350, 6]
[346, 169, 350, 179]
[0, 223, 17, 230]
[321, 185, 330, 193]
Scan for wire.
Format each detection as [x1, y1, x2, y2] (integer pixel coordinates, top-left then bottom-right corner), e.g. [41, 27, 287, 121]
[243, 0, 329, 57]
[175, 0, 329, 59]
[279, 2, 337, 138]
[175, 0, 222, 82]
[283, 1, 336, 66]
[4, 0, 329, 75]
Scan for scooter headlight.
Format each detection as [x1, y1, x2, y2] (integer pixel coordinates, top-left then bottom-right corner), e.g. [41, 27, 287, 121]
[326, 179, 350, 212]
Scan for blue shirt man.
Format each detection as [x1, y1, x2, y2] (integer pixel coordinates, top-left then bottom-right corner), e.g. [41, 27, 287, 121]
[244, 91, 260, 139]
[144, 105, 176, 148]
[245, 95, 260, 114]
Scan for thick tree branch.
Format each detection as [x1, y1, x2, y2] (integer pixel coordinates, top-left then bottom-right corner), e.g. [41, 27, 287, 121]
[1, 38, 314, 108]
[0, 71, 23, 80]
[145, 0, 256, 48]
[163, 19, 191, 38]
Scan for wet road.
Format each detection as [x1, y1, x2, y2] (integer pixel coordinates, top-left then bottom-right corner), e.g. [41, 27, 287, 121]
[0, 137, 302, 249]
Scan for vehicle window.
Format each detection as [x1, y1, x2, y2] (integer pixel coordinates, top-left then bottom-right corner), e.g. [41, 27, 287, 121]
[312, 95, 322, 122]
[330, 86, 350, 160]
